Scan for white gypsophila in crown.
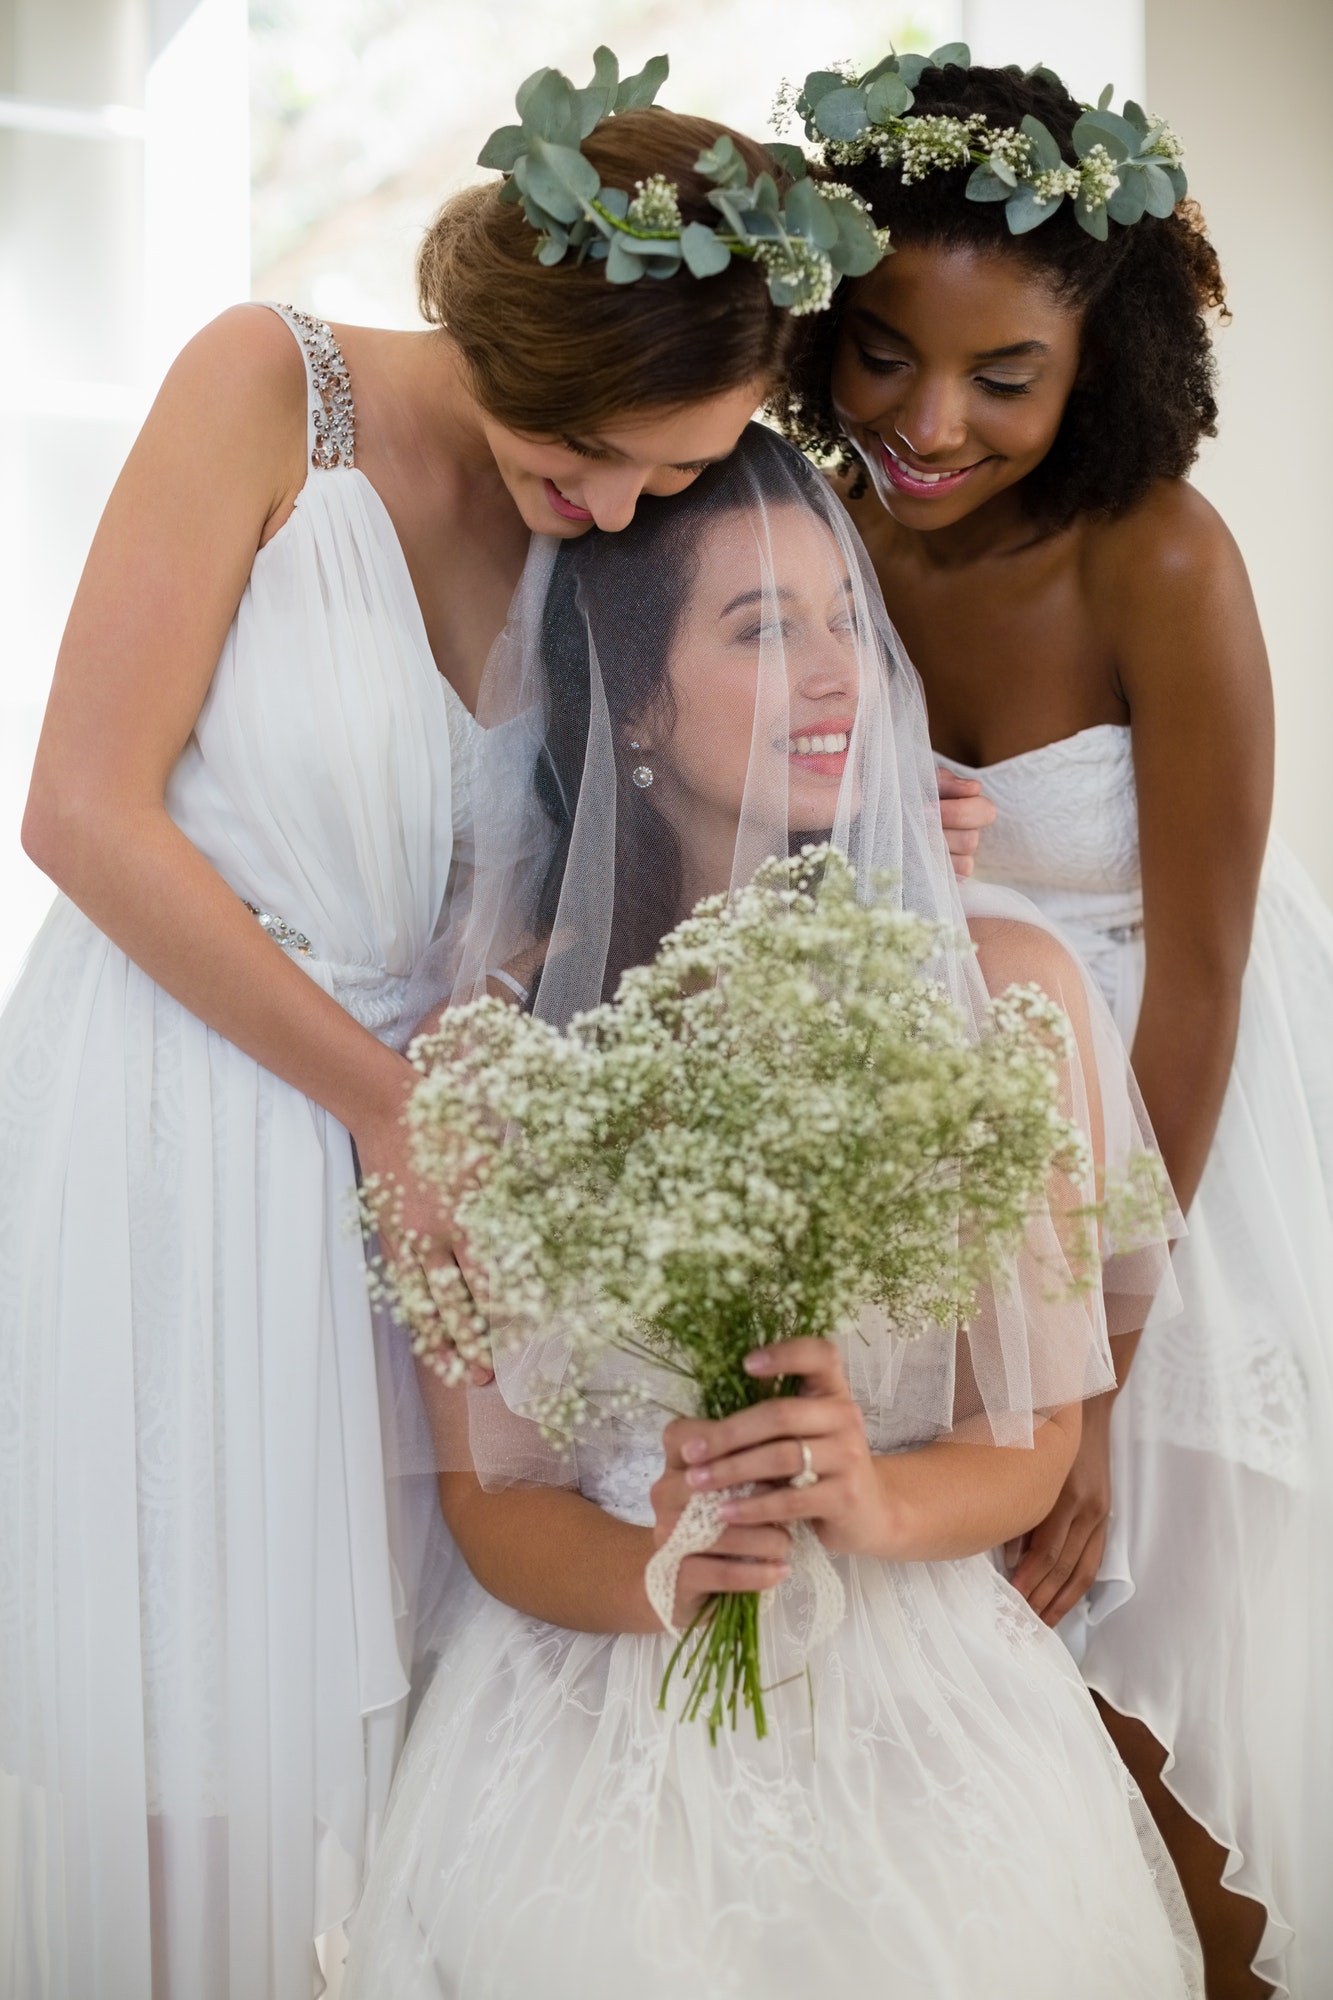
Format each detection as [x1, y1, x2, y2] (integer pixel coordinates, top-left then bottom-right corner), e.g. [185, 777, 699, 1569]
[782, 43, 1187, 241]
[476, 47, 891, 315]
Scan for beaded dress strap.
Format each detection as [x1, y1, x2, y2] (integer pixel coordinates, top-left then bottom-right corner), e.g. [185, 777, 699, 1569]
[262, 302, 356, 471]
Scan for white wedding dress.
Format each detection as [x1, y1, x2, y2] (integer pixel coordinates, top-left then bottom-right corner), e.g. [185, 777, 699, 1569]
[938, 723, 1333, 1999]
[0, 307, 478, 1999]
[344, 1364, 1202, 2000]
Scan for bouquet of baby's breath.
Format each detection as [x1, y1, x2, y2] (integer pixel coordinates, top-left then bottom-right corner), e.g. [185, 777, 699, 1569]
[368, 847, 1090, 1736]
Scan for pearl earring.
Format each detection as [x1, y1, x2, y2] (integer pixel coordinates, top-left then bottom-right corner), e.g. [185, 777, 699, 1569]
[628, 739, 654, 790]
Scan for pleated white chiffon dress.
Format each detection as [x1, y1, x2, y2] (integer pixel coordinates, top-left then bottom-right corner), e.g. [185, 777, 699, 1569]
[0, 305, 475, 1999]
[939, 724, 1333, 2000]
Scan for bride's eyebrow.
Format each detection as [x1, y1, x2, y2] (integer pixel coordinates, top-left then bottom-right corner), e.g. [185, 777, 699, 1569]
[720, 586, 796, 617]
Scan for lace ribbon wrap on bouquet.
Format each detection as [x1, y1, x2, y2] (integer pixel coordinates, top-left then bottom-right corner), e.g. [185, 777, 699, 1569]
[645, 1488, 846, 1647]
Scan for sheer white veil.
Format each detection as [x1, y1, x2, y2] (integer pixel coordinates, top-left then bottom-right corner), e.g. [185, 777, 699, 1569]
[380, 425, 1180, 1609]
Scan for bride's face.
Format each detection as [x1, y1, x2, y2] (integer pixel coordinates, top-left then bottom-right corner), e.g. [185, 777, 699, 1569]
[484, 380, 768, 538]
[641, 503, 862, 844]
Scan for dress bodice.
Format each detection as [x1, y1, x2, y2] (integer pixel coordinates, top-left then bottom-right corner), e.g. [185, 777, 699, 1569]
[164, 304, 480, 1037]
[937, 722, 1139, 900]
[938, 723, 1143, 1019]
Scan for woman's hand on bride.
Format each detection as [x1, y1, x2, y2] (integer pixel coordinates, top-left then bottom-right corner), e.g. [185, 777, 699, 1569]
[656, 1338, 893, 1566]
[1009, 1390, 1114, 1625]
[354, 1064, 495, 1388]
[936, 768, 995, 878]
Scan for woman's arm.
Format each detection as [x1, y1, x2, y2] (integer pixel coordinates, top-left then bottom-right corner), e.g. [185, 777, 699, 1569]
[1097, 482, 1273, 1213]
[657, 1338, 1081, 1563]
[21, 305, 417, 1162]
[428, 1340, 1077, 1638]
[1010, 490, 1270, 1622]
[422, 1376, 792, 1635]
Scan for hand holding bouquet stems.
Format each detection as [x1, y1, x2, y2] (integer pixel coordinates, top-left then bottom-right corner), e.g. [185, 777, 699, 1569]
[364, 847, 1104, 1737]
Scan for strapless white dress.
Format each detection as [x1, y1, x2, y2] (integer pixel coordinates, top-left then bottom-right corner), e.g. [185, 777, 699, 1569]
[0, 307, 479, 1999]
[343, 1362, 1203, 2000]
[939, 723, 1333, 1999]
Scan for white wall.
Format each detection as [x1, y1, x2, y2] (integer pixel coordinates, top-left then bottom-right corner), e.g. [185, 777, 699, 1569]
[961, 0, 1144, 103]
[1148, 0, 1333, 900]
[0, 0, 146, 983]
[0, 0, 249, 995]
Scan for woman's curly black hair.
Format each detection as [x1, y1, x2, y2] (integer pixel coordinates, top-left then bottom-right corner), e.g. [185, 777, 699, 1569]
[774, 62, 1228, 527]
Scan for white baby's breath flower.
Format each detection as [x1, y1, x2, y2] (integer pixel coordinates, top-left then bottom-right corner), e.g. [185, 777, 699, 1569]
[1142, 116, 1185, 169]
[358, 848, 1167, 1451]
[986, 125, 1033, 175]
[1030, 163, 1081, 202]
[1076, 143, 1121, 207]
[627, 174, 682, 232]
[753, 237, 835, 315]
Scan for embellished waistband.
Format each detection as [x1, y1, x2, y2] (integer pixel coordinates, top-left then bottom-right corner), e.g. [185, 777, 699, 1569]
[244, 900, 409, 1038]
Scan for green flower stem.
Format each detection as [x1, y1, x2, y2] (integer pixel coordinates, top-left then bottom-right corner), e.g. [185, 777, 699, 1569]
[583, 197, 764, 262]
[586, 199, 677, 240]
[654, 1333, 791, 1743]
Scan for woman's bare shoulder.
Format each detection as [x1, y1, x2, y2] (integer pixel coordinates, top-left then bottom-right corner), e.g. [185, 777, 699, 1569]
[151, 304, 309, 440]
[1085, 477, 1246, 602]
[1082, 479, 1268, 720]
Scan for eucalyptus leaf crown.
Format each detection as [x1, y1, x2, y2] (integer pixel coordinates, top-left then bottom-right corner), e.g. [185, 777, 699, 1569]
[477, 47, 891, 315]
[787, 43, 1187, 240]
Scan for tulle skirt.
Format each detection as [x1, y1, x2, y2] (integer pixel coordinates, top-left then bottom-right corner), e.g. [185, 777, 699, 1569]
[343, 1551, 1202, 2000]
[0, 896, 409, 1999]
[1051, 838, 1333, 1998]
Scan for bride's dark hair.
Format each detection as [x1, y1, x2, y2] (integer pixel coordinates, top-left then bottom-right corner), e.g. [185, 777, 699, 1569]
[533, 426, 825, 1000]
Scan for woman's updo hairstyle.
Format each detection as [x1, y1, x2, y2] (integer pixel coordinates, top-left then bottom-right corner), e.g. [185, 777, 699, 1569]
[420, 110, 803, 435]
[777, 62, 1228, 526]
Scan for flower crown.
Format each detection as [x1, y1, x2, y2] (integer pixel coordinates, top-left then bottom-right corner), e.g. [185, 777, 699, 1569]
[786, 44, 1187, 240]
[477, 47, 890, 314]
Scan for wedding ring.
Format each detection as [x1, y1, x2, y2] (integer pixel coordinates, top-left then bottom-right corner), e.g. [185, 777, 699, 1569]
[789, 1441, 819, 1491]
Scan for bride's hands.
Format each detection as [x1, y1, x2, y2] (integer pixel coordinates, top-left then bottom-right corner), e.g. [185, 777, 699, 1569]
[654, 1339, 894, 1586]
[937, 768, 995, 878]
[1010, 1391, 1114, 1625]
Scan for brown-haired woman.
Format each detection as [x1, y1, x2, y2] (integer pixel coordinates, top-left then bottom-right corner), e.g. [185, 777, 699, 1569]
[0, 91, 871, 2000]
[781, 52, 1333, 2000]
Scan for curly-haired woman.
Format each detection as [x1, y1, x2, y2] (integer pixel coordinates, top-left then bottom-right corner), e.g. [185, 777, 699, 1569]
[782, 53, 1333, 2000]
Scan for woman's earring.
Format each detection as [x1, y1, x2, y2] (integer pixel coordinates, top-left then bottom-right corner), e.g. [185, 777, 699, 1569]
[629, 740, 654, 790]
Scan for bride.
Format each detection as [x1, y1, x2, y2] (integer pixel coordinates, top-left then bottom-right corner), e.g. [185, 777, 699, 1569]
[343, 425, 1201, 1999]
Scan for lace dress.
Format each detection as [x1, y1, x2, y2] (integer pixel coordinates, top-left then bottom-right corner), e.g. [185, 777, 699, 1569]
[0, 307, 479, 1999]
[938, 724, 1333, 1999]
[343, 1355, 1203, 2000]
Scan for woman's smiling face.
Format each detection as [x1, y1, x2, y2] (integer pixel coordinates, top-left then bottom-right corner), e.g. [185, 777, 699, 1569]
[481, 380, 768, 538]
[639, 502, 863, 858]
[830, 241, 1084, 529]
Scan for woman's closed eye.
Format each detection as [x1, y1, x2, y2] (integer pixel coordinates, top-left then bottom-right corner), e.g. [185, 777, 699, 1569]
[854, 346, 907, 377]
[734, 618, 796, 645]
[559, 435, 610, 460]
[854, 348, 1035, 399]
